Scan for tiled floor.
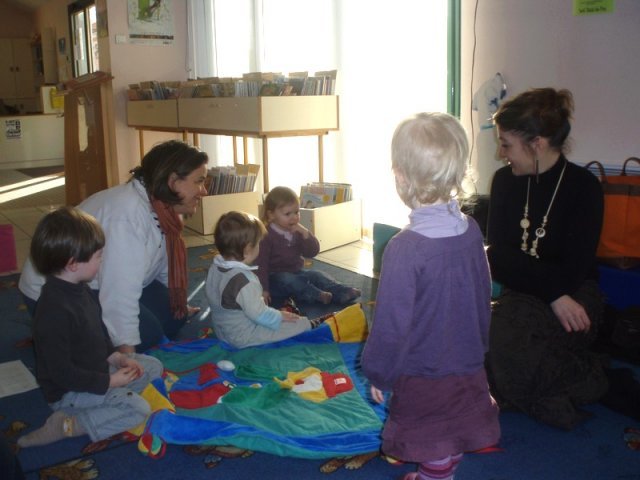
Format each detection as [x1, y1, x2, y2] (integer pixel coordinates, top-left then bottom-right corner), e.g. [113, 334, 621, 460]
[0, 170, 374, 278]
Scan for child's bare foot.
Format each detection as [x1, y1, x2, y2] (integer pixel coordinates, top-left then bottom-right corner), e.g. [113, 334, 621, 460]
[318, 291, 333, 304]
[336, 288, 361, 305]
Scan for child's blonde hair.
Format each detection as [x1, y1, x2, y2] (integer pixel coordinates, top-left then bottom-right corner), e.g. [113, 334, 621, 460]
[214, 211, 266, 261]
[391, 112, 470, 209]
[262, 186, 299, 223]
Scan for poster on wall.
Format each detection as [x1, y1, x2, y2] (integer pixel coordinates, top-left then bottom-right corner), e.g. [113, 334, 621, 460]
[128, 0, 174, 45]
[5, 120, 21, 140]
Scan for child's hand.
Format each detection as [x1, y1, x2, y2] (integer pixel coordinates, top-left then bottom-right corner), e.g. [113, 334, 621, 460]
[119, 355, 143, 378]
[370, 385, 385, 404]
[109, 367, 140, 387]
[281, 311, 300, 322]
[292, 223, 310, 238]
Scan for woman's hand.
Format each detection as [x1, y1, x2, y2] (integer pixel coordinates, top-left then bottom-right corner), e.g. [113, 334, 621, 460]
[262, 291, 271, 305]
[551, 295, 591, 333]
[118, 345, 136, 354]
[370, 385, 385, 404]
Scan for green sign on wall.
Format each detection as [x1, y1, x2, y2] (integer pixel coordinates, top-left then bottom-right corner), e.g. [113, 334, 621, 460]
[573, 0, 615, 16]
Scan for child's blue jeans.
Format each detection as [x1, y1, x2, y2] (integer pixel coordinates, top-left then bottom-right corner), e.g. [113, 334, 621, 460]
[269, 269, 350, 304]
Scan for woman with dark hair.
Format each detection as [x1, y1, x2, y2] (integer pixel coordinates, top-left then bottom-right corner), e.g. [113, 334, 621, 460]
[19, 140, 208, 353]
[485, 88, 608, 430]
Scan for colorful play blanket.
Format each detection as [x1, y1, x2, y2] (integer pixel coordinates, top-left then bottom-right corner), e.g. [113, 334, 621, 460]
[139, 304, 385, 459]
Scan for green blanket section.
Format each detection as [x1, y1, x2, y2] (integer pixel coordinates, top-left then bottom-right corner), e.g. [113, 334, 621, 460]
[151, 342, 383, 455]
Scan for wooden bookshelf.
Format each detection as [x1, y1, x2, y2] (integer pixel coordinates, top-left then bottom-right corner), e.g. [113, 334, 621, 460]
[127, 95, 339, 192]
[184, 191, 262, 235]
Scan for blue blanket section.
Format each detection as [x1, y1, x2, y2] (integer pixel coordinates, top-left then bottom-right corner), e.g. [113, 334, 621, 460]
[338, 341, 389, 422]
[147, 325, 386, 459]
[153, 322, 336, 354]
[146, 410, 382, 459]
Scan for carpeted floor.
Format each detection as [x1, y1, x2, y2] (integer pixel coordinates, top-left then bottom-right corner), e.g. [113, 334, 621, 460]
[1, 245, 639, 480]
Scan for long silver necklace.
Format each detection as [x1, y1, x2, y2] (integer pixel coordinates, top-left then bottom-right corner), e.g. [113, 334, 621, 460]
[520, 161, 567, 258]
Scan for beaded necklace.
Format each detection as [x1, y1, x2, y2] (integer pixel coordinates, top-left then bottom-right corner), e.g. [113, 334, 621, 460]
[520, 160, 567, 258]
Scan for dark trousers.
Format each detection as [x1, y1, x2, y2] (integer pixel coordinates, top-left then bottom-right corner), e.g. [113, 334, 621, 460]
[0, 434, 24, 480]
[485, 280, 609, 430]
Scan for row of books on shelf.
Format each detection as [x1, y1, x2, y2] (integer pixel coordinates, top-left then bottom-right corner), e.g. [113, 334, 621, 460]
[300, 182, 353, 209]
[127, 70, 337, 101]
[205, 164, 260, 196]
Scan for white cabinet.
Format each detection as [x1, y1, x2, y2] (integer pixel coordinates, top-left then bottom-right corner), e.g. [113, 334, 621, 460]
[0, 38, 37, 99]
[0, 114, 64, 169]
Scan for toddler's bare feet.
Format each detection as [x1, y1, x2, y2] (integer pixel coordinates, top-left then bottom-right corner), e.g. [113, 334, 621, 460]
[336, 287, 362, 305]
[318, 291, 333, 304]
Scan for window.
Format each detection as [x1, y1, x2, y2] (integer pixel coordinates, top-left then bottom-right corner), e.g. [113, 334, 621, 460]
[68, 0, 99, 77]
[188, 0, 457, 231]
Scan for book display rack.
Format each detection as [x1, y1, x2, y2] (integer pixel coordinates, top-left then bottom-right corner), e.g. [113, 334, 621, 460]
[127, 95, 339, 192]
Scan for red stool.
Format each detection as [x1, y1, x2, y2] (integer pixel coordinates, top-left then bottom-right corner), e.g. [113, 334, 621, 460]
[0, 224, 18, 274]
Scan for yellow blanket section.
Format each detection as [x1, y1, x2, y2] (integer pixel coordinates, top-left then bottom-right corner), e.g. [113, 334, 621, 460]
[128, 382, 175, 436]
[324, 303, 369, 342]
[274, 367, 330, 403]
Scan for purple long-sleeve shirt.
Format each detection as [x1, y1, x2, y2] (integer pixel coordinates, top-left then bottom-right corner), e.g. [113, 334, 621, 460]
[362, 211, 491, 392]
[254, 224, 321, 293]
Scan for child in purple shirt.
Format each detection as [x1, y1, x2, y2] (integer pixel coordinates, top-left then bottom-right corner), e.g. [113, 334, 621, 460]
[254, 186, 361, 307]
[361, 113, 500, 480]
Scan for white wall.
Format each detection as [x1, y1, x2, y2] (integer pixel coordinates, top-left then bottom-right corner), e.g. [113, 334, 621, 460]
[0, 1, 35, 37]
[35, 0, 73, 84]
[104, 0, 190, 183]
[461, 0, 640, 195]
[32, 0, 190, 183]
